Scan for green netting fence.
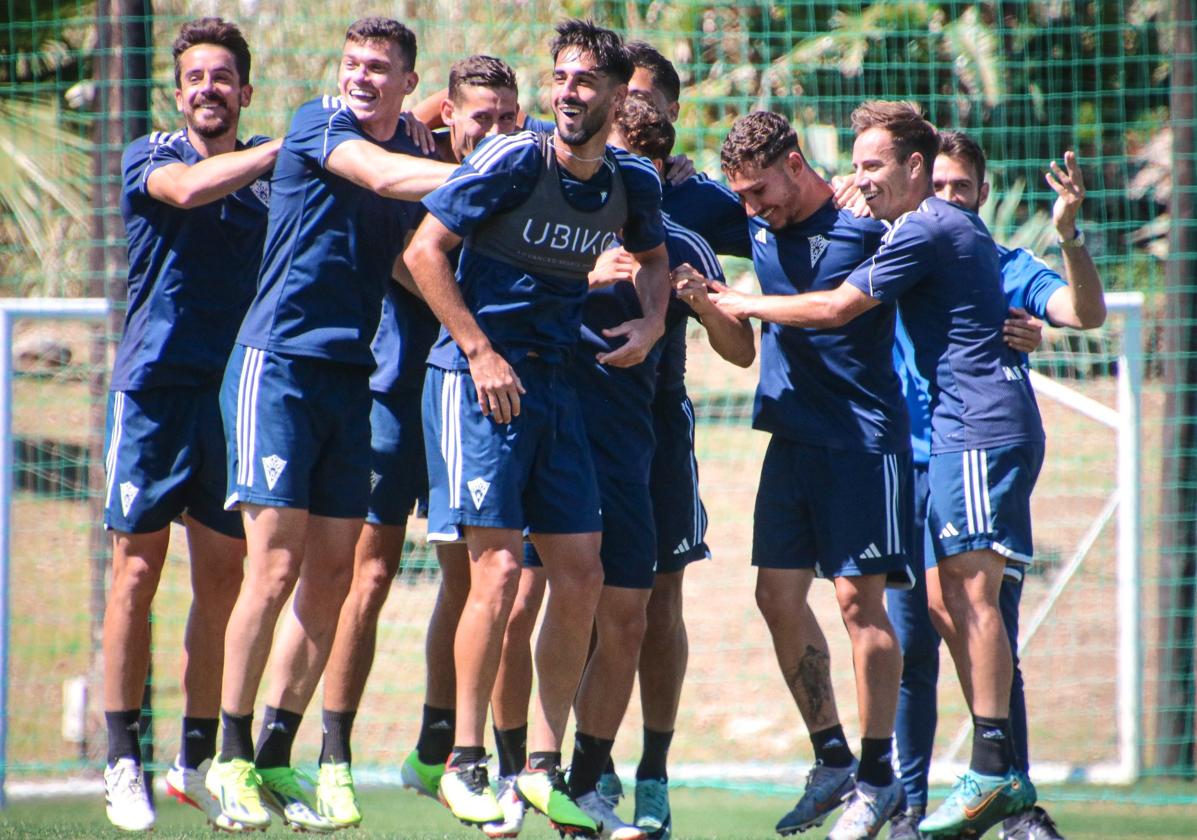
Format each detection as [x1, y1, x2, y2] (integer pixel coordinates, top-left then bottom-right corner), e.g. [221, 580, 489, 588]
[1, 0, 1194, 806]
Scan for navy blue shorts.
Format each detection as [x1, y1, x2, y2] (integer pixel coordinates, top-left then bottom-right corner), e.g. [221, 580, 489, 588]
[221, 345, 371, 519]
[927, 442, 1045, 568]
[650, 392, 710, 574]
[423, 361, 602, 540]
[752, 437, 912, 581]
[104, 386, 243, 538]
[525, 474, 657, 589]
[366, 387, 428, 527]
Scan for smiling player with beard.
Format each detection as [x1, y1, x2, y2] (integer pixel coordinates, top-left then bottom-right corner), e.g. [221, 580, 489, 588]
[102, 17, 280, 832]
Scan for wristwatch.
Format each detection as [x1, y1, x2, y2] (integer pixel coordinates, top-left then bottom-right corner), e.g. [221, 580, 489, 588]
[1058, 227, 1086, 249]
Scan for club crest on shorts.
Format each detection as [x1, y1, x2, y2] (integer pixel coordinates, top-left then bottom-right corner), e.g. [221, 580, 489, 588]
[370, 470, 382, 492]
[261, 454, 287, 491]
[119, 481, 139, 517]
[467, 476, 491, 510]
[809, 234, 830, 267]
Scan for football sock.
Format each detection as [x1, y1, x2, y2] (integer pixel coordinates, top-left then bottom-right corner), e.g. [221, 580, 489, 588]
[636, 727, 674, 781]
[219, 709, 254, 762]
[857, 737, 895, 787]
[319, 709, 356, 766]
[416, 705, 456, 766]
[179, 716, 218, 769]
[810, 724, 855, 769]
[254, 706, 303, 770]
[970, 715, 1014, 776]
[527, 751, 562, 773]
[447, 745, 486, 770]
[568, 731, 615, 798]
[106, 709, 141, 766]
[494, 724, 528, 779]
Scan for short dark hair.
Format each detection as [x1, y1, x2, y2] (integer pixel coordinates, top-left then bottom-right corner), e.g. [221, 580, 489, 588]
[937, 129, 987, 188]
[345, 17, 417, 71]
[615, 93, 675, 161]
[625, 40, 680, 105]
[172, 17, 251, 87]
[448, 55, 518, 103]
[720, 111, 800, 177]
[550, 19, 632, 84]
[850, 100, 938, 171]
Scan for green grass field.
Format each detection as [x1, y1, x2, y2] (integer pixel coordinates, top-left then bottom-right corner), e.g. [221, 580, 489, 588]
[0, 785, 1194, 840]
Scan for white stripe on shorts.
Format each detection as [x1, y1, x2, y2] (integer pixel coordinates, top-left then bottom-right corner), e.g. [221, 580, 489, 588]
[235, 348, 265, 488]
[884, 453, 901, 555]
[681, 397, 703, 546]
[104, 391, 126, 510]
[440, 371, 463, 510]
[963, 448, 993, 535]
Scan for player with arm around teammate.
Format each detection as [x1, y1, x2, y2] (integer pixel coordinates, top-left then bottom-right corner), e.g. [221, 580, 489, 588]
[101, 17, 279, 832]
[885, 130, 1105, 840]
[206, 17, 455, 832]
[404, 20, 669, 837]
[714, 101, 1045, 839]
[715, 112, 911, 840]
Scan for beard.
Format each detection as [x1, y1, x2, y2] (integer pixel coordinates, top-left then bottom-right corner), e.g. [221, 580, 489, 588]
[186, 98, 235, 139]
[555, 99, 609, 147]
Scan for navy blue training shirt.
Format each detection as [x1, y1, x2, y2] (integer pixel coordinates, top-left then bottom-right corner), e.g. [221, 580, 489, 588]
[655, 215, 726, 395]
[751, 199, 909, 453]
[896, 242, 1067, 465]
[113, 129, 272, 391]
[236, 97, 430, 368]
[662, 172, 751, 259]
[422, 131, 665, 370]
[576, 214, 724, 480]
[847, 197, 1045, 453]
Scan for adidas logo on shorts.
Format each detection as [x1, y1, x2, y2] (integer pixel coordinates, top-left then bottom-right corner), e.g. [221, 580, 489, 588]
[939, 522, 960, 539]
[858, 543, 882, 560]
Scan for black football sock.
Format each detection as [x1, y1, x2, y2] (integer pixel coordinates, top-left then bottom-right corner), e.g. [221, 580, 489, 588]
[494, 724, 528, 779]
[254, 706, 303, 770]
[527, 751, 562, 773]
[416, 705, 456, 766]
[219, 709, 254, 762]
[179, 716, 218, 769]
[857, 737, 895, 787]
[568, 731, 614, 798]
[636, 727, 674, 781]
[447, 745, 486, 770]
[810, 724, 855, 769]
[106, 709, 142, 766]
[970, 716, 1014, 777]
[319, 709, 356, 766]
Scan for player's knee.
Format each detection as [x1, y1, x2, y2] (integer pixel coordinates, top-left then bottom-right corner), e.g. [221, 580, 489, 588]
[353, 558, 396, 610]
[111, 557, 164, 609]
[754, 581, 788, 627]
[552, 559, 604, 601]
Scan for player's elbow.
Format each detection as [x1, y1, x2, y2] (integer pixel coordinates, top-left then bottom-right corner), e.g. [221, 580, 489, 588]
[1076, 304, 1107, 330]
[724, 336, 756, 368]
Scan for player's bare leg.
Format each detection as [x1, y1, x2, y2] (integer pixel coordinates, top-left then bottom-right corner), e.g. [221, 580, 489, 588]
[323, 522, 409, 716]
[832, 574, 901, 738]
[102, 528, 169, 831]
[167, 518, 245, 821]
[632, 570, 688, 836]
[638, 570, 688, 735]
[180, 519, 245, 717]
[401, 543, 471, 799]
[488, 566, 547, 836]
[437, 526, 523, 828]
[920, 549, 1030, 840]
[525, 531, 604, 752]
[510, 531, 603, 836]
[755, 568, 842, 731]
[104, 528, 171, 719]
[755, 567, 857, 836]
[927, 549, 1011, 719]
